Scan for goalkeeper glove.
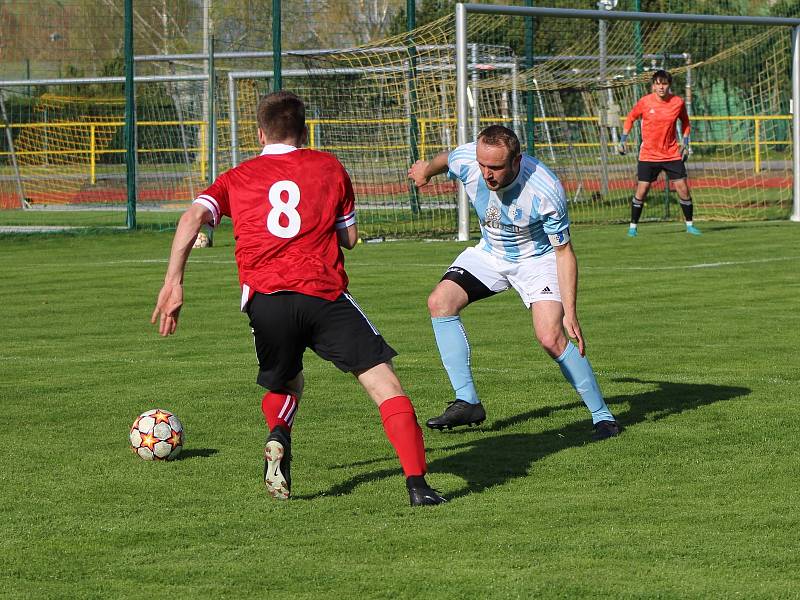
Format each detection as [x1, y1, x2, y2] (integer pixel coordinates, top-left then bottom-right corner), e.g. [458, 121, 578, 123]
[681, 136, 691, 162]
[618, 133, 628, 156]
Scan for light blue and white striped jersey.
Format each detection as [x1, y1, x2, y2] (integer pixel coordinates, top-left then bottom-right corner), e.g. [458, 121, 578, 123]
[448, 142, 570, 262]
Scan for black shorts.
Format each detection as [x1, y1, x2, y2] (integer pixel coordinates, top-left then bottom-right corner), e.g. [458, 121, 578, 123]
[247, 291, 397, 390]
[637, 160, 687, 183]
[441, 266, 498, 305]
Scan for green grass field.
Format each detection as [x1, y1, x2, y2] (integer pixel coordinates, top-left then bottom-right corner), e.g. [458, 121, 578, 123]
[1, 221, 799, 598]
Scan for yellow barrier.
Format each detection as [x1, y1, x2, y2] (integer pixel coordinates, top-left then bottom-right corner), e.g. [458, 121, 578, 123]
[0, 115, 792, 180]
[412, 116, 792, 169]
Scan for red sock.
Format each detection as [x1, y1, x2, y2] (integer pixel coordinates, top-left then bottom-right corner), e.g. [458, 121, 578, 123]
[379, 395, 427, 477]
[261, 392, 298, 432]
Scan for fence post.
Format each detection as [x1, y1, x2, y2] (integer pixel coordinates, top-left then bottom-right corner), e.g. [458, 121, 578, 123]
[124, 0, 137, 229]
[208, 35, 216, 182]
[792, 24, 800, 221]
[524, 0, 535, 153]
[407, 0, 420, 215]
[455, 3, 470, 241]
[0, 92, 27, 209]
[754, 117, 760, 173]
[420, 118, 427, 160]
[90, 124, 96, 184]
[228, 73, 239, 167]
[272, 0, 282, 91]
[200, 122, 207, 181]
[205, 35, 216, 248]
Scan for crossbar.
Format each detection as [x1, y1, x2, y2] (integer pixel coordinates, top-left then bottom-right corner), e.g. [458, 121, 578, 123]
[461, 4, 800, 27]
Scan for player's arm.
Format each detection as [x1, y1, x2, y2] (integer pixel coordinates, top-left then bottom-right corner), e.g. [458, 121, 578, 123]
[408, 150, 449, 188]
[618, 100, 643, 155]
[151, 202, 213, 337]
[337, 223, 359, 249]
[678, 103, 691, 161]
[553, 240, 585, 356]
[336, 166, 358, 249]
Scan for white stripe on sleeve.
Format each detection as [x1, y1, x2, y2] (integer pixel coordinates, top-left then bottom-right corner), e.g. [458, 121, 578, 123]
[193, 194, 221, 227]
[335, 210, 356, 230]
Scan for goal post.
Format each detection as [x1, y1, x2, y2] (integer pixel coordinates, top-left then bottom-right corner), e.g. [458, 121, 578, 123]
[455, 3, 800, 239]
[793, 25, 800, 222]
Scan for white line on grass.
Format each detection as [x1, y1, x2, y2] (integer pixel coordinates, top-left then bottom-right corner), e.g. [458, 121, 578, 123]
[350, 256, 800, 271]
[589, 256, 799, 271]
[12, 255, 799, 271]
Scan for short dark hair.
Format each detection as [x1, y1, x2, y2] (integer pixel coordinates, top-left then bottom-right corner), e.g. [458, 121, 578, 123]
[256, 91, 306, 141]
[652, 69, 672, 85]
[477, 125, 521, 159]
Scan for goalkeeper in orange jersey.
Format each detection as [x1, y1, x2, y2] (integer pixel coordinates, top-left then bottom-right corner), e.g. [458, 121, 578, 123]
[618, 69, 701, 237]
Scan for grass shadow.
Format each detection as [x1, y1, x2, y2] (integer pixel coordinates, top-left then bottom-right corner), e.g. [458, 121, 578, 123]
[429, 378, 750, 499]
[178, 448, 219, 460]
[297, 378, 749, 501]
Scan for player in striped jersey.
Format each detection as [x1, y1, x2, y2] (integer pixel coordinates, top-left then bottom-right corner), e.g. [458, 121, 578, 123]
[408, 125, 620, 440]
[152, 91, 445, 506]
[619, 69, 701, 236]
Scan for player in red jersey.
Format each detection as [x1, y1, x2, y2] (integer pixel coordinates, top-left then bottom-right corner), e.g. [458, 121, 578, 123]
[151, 91, 445, 506]
[619, 70, 701, 237]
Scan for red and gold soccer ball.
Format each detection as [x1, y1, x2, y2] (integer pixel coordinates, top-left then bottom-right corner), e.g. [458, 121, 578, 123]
[129, 408, 184, 461]
[193, 232, 210, 248]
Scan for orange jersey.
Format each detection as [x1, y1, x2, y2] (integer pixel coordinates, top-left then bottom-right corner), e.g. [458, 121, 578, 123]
[624, 93, 690, 162]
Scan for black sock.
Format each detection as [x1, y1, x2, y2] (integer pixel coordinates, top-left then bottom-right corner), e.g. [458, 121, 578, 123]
[631, 197, 644, 224]
[406, 475, 428, 489]
[679, 198, 693, 222]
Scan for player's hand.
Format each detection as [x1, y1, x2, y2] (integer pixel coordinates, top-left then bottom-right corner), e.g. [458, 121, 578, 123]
[617, 133, 628, 156]
[151, 282, 184, 337]
[563, 314, 585, 356]
[408, 160, 431, 188]
[680, 144, 690, 162]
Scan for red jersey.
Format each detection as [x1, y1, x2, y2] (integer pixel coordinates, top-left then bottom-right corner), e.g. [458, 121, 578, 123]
[194, 145, 356, 305]
[623, 93, 690, 162]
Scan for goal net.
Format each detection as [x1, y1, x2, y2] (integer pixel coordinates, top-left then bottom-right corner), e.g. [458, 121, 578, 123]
[0, 76, 208, 224]
[1, 8, 794, 234]
[224, 10, 793, 232]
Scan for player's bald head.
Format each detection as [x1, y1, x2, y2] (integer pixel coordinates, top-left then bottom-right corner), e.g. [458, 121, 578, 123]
[257, 91, 306, 143]
[476, 125, 522, 190]
[477, 125, 521, 161]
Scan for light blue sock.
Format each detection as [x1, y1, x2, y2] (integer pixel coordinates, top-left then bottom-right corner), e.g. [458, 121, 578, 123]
[431, 316, 480, 405]
[555, 342, 614, 424]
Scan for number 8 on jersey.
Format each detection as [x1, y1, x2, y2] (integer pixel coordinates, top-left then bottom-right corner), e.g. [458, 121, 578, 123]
[267, 180, 301, 238]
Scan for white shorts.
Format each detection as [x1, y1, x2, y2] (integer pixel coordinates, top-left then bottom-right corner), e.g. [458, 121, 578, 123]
[449, 246, 561, 308]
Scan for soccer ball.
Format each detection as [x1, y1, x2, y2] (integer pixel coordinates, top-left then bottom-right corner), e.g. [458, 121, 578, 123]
[193, 232, 209, 248]
[129, 408, 184, 461]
